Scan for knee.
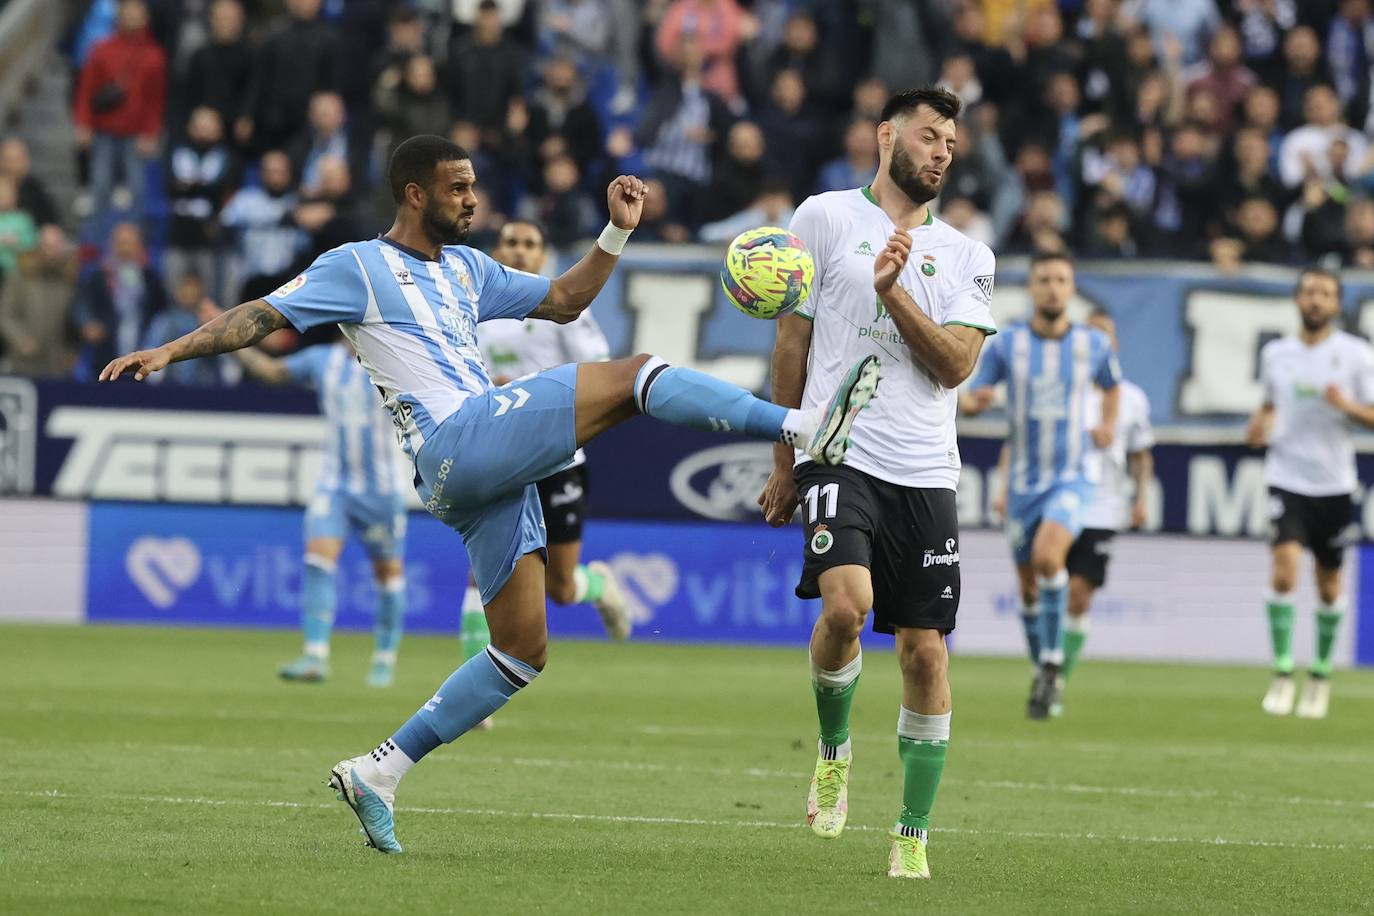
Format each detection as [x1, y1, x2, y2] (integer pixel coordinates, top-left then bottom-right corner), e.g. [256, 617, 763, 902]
[546, 571, 577, 606]
[819, 594, 869, 642]
[490, 631, 548, 672]
[898, 637, 947, 684]
[1270, 569, 1297, 594]
[1030, 549, 1063, 581]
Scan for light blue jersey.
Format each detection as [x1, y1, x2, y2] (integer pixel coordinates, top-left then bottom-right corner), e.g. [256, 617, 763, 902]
[284, 342, 405, 496]
[264, 237, 552, 463]
[971, 321, 1121, 497]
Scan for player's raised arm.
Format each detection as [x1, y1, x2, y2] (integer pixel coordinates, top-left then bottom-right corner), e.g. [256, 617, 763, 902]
[527, 175, 646, 324]
[874, 229, 987, 389]
[100, 298, 289, 382]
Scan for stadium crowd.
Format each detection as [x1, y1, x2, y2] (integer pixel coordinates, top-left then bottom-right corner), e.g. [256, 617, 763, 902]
[3, 0, 1374, 381]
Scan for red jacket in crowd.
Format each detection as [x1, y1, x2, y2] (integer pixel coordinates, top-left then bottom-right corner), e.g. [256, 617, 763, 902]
[73, 27, 167, 139]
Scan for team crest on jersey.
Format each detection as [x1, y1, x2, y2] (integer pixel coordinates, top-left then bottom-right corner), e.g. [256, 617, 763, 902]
[447, 255, 478, 300]
[921, 255, 937, 277]
[272, 274, 306, 297]
[810, 524, 834, 555]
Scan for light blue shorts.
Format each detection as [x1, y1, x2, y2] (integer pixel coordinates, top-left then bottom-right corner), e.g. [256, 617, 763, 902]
[1006, 478, 1095, 567]
[414, 364, 579, 603]
[303, 488, 408, 561]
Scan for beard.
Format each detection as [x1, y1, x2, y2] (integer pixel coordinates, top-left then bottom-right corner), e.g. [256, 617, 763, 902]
[422, 199, 469, 244]
[1035, 303, 1066, 322]
[888, 137, 941, 205]
[1301, 310, 1333, 332]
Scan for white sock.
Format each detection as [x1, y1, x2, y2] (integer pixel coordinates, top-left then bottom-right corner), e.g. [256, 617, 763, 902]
[1067, 615, 1089, 634]
[304, 641, 330, 660]
[780, 407, 819, 447]
[897, 707, 951, 743]
[371, 649, 398, 665]
[811, 649, 862, 691]
[817, 737, 852, 760]
[461, 585, 483, 616]
[367, 738, 414, 783]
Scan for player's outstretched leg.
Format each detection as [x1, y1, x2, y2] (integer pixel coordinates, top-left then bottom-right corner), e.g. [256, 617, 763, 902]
[281, 550, 339, 682]
[889, 628, 951, 880]
[573, 354, 880, 465]
[329, 555, 548, 852]
[367, 573, 406, 688]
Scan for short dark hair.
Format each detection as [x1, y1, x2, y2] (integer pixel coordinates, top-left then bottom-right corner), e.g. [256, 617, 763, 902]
[1029, 250, 1074, 272]
[387, 135, 469, 204]
[1298, 266, 1343, 296]
[879, 86, 961, 125]
[501, 218, 547, 246]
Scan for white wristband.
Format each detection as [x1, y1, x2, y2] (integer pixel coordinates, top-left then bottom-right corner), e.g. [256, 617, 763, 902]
[596, 222, 633, 256]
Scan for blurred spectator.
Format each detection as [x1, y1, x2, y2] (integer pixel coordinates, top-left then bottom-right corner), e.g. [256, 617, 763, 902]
[1130, 70, 1185, 133]
[1124, 0, 1222, 67]
[72, 0, 168, 220]
[632, 177, 690, 242]
[293, 157, 365, 257]
[539, 0, 612, 72]
[450, 0, 528, 28]
[166, 107, 236, 298]
[240, 0, 338, 153]
[450, 120, 511, 215]
[1031, 72, 1093, 210]
[949, 4, 1016, 105]
[1210, 195, 1286, 269]
[1340, 197, 1374, 267]
[526, 58, 603, 179]
[1083, 201, 1140, 257]
[1006, 189, 1070, 255]
[140, 272, 228, 385]
[698, 181, 794, 242]
[370, 7, 427, 89]
[518, 154, 596, 247]
[655, 0, 748, 109]
[1274, 26, 1330, 132]
[1236, 0, 1298, 82]
[1278, 84, 1368, 188]
[867, 0, 941, 96]
[0, 139, 57, 229]
[758, 11, 842, 113]
[637, 37, 733, 227]
[817, 118, 877, 194]
[1076, 0, 1132, 120]
[1150, 121, 1219, 256]
[849, 76, 889, 125]
[1220, 126, 1288, 218]
[756, 69, 823, 202]
[1298, 175, 1350, 260]
[72, 222, 166, 375]
[0, 226, 78, 377]
[373, 57, 452, 176]
[179, 0, 250, 143]
[1022, 6, 1077, 99]
[992, 142, 1056, 244]
[290, 93, 350, 197]
[1184, 24, 1257, 135]
[937, 195, 996, 248]
[943, 104, 1012, 212]
[937, 54, 983, 112]
[1240, 85, 1284, 168]
[447, 0, 527, 137]
[0, 177, 37, 280]
[464, 186, 505, 251]
[703, 121, 765, 223]
[1081, 130, 1157, 222]
[1326, 0, 1374, 129]
[219, 150, 305, 301]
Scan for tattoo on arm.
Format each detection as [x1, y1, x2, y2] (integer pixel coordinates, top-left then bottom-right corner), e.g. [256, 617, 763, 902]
[169, 300, 288, 364]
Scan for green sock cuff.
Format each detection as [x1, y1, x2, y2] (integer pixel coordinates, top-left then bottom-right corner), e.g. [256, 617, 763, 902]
[1266, 601, 1295, 620]
[897, 738, 947, 831]
[575, 565, 605, 604]
[814, 676, 859, 746]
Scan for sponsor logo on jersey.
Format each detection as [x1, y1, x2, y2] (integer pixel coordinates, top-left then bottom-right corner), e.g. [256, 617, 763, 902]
[973, 274, 994, 302]
[923, 538, 959, 567]
[940, 585, 954, 599]
[854, 240, 875, 256]
[393, 268, 415, 286]
[271, 274, 306, 297]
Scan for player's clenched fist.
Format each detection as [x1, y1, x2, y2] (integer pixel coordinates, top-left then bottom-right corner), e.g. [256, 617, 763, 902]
[607, 175, 647, 230]
[874, 229, 912, 294]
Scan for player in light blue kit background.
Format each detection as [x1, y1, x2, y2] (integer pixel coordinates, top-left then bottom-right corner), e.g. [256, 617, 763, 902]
[210, 312, 410, 688]
[963, 252, 1120, 719]
[101, 135, 880, 855]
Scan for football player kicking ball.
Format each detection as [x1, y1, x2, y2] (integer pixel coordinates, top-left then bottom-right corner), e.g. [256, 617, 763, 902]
[964, 254, 1120, 721]
[988, 307, 1153, 715]
[1247, 268, 1374, 719]
[462, 219, 630, 731]
[759, 87, 997, 880]
[102, 135, 880, 855]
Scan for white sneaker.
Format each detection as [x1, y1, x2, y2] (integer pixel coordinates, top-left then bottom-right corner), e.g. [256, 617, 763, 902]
[1295, 677, 1330, 719]
[327, 754, 403, 853]
[588, 560, 631, 641]
[1261, 675, 1296, 716]
[797, 356, 880, 466]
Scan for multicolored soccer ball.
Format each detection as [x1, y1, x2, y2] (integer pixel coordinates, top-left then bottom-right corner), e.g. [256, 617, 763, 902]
[719, 227, 814, 319]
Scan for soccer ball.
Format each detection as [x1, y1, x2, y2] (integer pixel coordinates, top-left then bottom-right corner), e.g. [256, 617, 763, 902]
[719, 227, 814, 319]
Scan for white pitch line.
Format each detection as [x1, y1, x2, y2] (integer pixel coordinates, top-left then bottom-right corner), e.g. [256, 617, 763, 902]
[21, 789, 1374, 853]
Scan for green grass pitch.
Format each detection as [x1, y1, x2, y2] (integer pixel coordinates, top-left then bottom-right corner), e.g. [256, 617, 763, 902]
[4, 624, 1374, 914]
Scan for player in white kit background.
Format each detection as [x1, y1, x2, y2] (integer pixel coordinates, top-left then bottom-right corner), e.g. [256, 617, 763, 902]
[1247, 268, 1374, 720]
[758, 87, 997, 880]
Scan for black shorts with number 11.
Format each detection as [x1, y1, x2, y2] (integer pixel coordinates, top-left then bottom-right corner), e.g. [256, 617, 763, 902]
[794, 463, 961, 635]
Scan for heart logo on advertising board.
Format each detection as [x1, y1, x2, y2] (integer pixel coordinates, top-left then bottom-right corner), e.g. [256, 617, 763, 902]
[125, 537, 202, 609]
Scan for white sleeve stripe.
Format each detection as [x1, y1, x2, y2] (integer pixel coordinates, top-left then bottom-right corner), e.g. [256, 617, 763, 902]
[351, 249, 382, 323]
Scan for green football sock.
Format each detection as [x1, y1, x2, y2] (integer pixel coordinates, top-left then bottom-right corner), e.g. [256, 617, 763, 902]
[1266, 594, 1295, 675]
[897, 708, 950, 831]
[811, 651, 861, 748]
[1312, 605, 1344, 677]
[573, 564, 605, 604]
[1062, 617, 1088, 681]
[460, 586, 489, 661]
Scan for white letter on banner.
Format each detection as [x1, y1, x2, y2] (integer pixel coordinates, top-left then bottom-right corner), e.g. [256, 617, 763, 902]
[1180, 291, 1297, 415]
[1187, 455, 1269, 536]
[624, 271, 767, 391]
